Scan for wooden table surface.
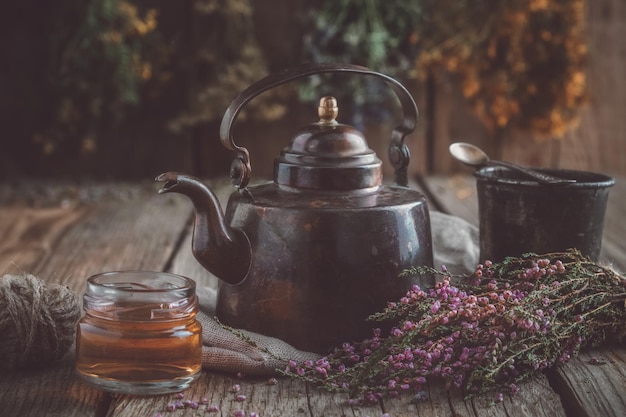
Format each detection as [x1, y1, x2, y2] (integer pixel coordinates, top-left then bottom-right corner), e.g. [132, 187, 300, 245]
[0, 174, 624, 417]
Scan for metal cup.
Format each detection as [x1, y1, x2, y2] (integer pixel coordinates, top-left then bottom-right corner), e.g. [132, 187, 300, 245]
[475, 167, 615, 262]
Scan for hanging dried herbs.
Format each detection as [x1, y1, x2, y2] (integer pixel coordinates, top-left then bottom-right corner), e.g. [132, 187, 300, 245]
[302, 0, 587, 138]
[416, 0, 588, 138]
[37, 0, 158, 156]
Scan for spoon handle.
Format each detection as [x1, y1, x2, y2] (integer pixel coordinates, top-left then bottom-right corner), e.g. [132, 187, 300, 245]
[489, 160, 575, 185]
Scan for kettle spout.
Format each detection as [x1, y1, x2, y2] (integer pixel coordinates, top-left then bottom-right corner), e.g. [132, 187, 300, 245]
[156, 172, 251, 285]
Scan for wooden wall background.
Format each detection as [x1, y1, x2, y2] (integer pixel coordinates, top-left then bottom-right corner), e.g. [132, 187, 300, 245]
[2, 0, 623, 181]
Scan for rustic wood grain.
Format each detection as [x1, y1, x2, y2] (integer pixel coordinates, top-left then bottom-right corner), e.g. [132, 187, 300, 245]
[0, 205, 89, 276]
[31, 194, 191, 293]
[0, 354, 109, 417]
[0, 183, 192, 417]
[378, 377, 567, 417]
[108, 372, 570, 417]
[548, 347, 626, 417]
[0, 176, 624, 417]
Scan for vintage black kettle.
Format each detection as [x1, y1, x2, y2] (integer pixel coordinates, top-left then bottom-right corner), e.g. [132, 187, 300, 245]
[156, 63, 433, 353]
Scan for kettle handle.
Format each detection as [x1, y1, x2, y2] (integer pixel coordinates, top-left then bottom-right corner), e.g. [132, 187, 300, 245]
[220, 63, 418, 189]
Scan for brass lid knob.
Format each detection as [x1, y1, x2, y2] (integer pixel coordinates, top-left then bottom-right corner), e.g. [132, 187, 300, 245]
[318, 96, 338, 124]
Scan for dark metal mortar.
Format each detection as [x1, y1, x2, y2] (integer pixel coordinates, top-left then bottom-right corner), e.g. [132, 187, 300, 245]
[475, 166, 615, 262]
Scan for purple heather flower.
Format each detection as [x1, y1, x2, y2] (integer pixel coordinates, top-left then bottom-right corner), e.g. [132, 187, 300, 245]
[403, 320, 416, 331]
[315, 366, 328, 377]
[431, 300, 441, 313]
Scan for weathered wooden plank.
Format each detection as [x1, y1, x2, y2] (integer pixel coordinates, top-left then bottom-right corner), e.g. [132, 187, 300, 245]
[1, 175, 623, 417]
[0, 354, 108, 417]
[0, 205, 90, 276]
[31, 194, 192, 293]
[376, 370, 567, 417]
[548, 347, 626, 417]
[108, 372, 381, 417]
[107, 371, 569, 417]
[0, 183, 193, 417]
[570, 0, 626, 176]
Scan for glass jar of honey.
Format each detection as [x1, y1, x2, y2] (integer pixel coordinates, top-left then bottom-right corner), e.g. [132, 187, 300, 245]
[75, 271, 203, 395]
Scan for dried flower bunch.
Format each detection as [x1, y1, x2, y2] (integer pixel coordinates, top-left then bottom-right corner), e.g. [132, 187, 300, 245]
[283, 250, 626, 403]
[417, 0, 587, 138]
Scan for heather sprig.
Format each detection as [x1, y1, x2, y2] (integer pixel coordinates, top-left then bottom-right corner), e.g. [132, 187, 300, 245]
[282, 250, 626, 403]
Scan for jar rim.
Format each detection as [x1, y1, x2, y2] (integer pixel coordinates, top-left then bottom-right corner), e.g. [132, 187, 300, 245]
[84, 271, 198, 321]
[87, 270, 196, 293]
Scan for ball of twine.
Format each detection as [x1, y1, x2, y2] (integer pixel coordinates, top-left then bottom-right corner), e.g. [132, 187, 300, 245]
[0, 273, 81, 370]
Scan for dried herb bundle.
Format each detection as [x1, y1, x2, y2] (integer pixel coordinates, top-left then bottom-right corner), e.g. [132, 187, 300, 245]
[283, 250, 626, 403]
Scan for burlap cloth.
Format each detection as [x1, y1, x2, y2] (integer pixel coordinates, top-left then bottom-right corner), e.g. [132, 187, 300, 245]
[198, 211, 479, 375]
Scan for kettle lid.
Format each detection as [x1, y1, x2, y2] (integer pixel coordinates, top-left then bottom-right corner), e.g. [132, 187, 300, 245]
[275, 96, 382, 191]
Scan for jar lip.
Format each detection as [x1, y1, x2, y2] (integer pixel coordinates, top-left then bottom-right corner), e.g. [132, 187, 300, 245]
[84, 271, 198, 321]
[87, 270, 196, 293]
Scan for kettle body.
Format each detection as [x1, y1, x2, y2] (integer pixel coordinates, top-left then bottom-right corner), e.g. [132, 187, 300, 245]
[157, 63, 434, 353]
[217, 183, 432, 352]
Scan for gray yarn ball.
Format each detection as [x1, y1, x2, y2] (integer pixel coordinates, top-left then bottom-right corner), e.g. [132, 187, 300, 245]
[0, 273, 81, 370]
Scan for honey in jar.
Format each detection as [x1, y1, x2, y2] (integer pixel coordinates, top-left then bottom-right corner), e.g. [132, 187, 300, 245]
[75, 271, 202, 395]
